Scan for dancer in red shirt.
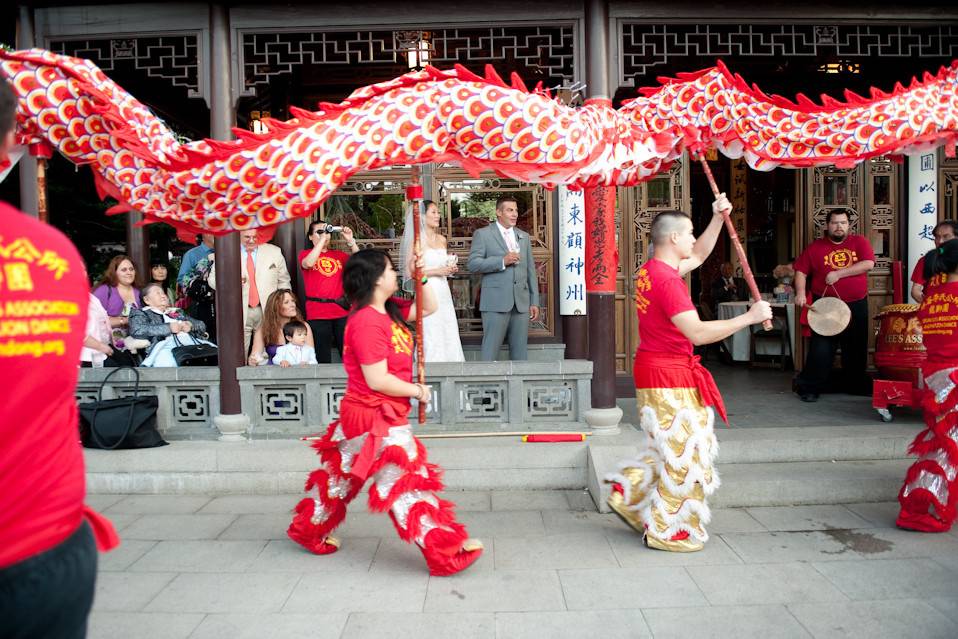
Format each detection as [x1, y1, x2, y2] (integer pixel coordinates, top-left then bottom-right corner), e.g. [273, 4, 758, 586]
[897, 239, 958, 532]
[910, 220, 955, 303]
[288, 249, 482, 575]
[606, 197, 771, 552]
[0, 79, 117, 638]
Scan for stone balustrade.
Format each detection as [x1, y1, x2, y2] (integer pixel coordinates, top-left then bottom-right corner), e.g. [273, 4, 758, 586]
[75, 358, 593, 440]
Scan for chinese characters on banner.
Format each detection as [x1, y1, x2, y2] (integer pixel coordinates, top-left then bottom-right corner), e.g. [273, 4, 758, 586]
[585, 186, 618, 294]
[907, 152, 938, 286]
[729, 159, 748, 277]
[558, 186, 586, 315]
[0, 236, 76, 359]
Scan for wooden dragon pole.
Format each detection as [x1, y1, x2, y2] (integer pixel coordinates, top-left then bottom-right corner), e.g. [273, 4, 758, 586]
[406, 168, 428, 424]
[696, 153, 773, 331]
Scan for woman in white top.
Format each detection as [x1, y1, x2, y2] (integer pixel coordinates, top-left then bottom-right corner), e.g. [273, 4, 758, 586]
[80, 293, 114, 367]
[399, 201, 465, 362]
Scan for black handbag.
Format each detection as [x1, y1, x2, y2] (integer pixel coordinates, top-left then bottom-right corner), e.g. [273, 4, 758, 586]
[78, 367, 167, 450]
[171, 333, 218, 367]
[186, 264, 215, 303]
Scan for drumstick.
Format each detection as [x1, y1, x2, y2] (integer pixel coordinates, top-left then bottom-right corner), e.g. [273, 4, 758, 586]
[696, 154, 773, 331]
[407, 170, 428, 424]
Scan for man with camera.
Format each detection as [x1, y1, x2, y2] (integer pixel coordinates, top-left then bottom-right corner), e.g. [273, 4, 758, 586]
[209, 229, 292, 353]
[301, 221, 359, 362]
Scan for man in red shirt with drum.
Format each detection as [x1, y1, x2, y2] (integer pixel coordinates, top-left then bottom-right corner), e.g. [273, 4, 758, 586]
[910, 220, 955, 303]
[794, 209, 875, 402]
[606, 197, 771, 552]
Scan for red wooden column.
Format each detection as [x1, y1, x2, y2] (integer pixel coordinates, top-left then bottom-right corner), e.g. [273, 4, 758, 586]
[584, 181, 621, 434]
[581, 0, 622, 435]
[209, 3, 248, 441]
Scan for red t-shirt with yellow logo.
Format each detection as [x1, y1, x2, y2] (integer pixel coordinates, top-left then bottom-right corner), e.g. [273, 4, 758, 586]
[794, 235, 875, 302]
[0, 203, 89, 568]
[918, 280, 958, 365]
[342, 299, 414, 401]
[634, 258, 696, 359]
[300, 248, 350, 320]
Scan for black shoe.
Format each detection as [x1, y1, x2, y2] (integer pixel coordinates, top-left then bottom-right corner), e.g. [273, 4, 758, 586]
[799, 393, 820, 403]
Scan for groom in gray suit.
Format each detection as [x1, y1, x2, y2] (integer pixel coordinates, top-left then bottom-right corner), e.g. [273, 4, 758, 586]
[467, 196, 540, 360]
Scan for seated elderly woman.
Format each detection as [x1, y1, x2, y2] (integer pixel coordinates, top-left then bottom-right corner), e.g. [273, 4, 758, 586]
[129, 283, 213, 366]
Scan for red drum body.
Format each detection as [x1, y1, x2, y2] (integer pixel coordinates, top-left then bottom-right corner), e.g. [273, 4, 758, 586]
[874, 304, 926, 383]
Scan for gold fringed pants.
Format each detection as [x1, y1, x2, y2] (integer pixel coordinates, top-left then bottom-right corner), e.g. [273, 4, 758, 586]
[606, 388, 719, 552]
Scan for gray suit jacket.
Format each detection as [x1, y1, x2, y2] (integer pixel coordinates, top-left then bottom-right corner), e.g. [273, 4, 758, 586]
[129, 308, 208, 353]
[467, 223, 540, 313]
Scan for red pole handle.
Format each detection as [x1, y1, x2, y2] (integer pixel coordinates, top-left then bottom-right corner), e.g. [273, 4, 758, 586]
[407, 171, 427, 424]
[696, 155, 773, 331]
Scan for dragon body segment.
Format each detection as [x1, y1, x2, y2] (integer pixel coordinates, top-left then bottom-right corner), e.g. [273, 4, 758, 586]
[1, 48, 956, 234]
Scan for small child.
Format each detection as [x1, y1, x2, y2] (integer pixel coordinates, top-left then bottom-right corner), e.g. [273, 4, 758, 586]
[272, 320, 318, 367]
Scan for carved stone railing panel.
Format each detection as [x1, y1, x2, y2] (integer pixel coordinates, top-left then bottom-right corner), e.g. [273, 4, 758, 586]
[457, 382, 507, 422]
[75, 368, 220, 440]
[78, 360, 591, 440]
[525, 381, 576, 421]
[171, 387, 211, 423]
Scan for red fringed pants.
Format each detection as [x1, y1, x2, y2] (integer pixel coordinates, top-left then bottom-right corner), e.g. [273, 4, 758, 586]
[898, 366, 958, 532]
[288, 421, 469, 558]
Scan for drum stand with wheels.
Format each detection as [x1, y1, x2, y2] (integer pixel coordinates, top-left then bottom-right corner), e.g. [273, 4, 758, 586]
[873, 377, 922, 423]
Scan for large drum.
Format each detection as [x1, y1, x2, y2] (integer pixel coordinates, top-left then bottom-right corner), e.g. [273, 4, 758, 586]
[874, 303, 926, 382]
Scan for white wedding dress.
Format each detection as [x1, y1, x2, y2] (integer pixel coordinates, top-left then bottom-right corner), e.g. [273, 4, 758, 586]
[421, 247, 465, 362]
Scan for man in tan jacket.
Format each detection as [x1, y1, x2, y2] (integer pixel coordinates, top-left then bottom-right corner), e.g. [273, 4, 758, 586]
[209, 230, 291, 353]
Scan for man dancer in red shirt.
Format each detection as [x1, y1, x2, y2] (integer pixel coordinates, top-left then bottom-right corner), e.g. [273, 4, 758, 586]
[606, 197, 771, 552]
[794, 209, 875, 402]
[0, 79, 117, 637]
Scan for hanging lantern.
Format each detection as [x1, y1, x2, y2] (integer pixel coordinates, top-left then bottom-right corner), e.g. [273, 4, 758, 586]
[249, 110, 270, 135]
[395, 31, 433, 71]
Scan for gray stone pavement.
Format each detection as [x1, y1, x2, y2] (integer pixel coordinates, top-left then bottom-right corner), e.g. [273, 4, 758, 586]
[86, 491, 958, 639]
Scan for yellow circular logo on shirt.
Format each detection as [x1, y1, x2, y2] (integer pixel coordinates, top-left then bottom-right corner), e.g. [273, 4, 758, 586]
[315, 257, 342, 276]
[824, 248, 856, 270]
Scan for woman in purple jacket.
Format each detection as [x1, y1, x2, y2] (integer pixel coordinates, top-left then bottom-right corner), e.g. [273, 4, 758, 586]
[91, 255, 144, 362]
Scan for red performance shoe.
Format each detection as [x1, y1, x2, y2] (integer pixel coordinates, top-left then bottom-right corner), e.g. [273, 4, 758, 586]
[288, 530, 341, 555]
[422, 538, 484, 576]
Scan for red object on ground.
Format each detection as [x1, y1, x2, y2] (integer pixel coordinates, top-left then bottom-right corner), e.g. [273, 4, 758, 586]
[872, 379, 918, 411]
[522, 434, 586, 443]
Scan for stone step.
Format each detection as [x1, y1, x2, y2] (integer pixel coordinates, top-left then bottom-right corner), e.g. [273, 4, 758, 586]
[710, 459, 911, 508]
[85, 427, 919, 509]
[84, 437, 590, 494]
[715, 424, 919, 464]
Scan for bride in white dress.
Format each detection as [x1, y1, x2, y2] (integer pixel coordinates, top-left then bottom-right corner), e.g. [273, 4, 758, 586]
[399, 201, 465, 362]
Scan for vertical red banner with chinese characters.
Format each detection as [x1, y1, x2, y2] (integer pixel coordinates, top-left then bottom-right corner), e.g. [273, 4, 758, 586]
[584, 186, 618, 293]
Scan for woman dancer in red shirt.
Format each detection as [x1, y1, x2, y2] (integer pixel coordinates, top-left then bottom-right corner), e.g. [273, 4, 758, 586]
[288, 249, 483, 575]
[897, 239, 958, 532]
